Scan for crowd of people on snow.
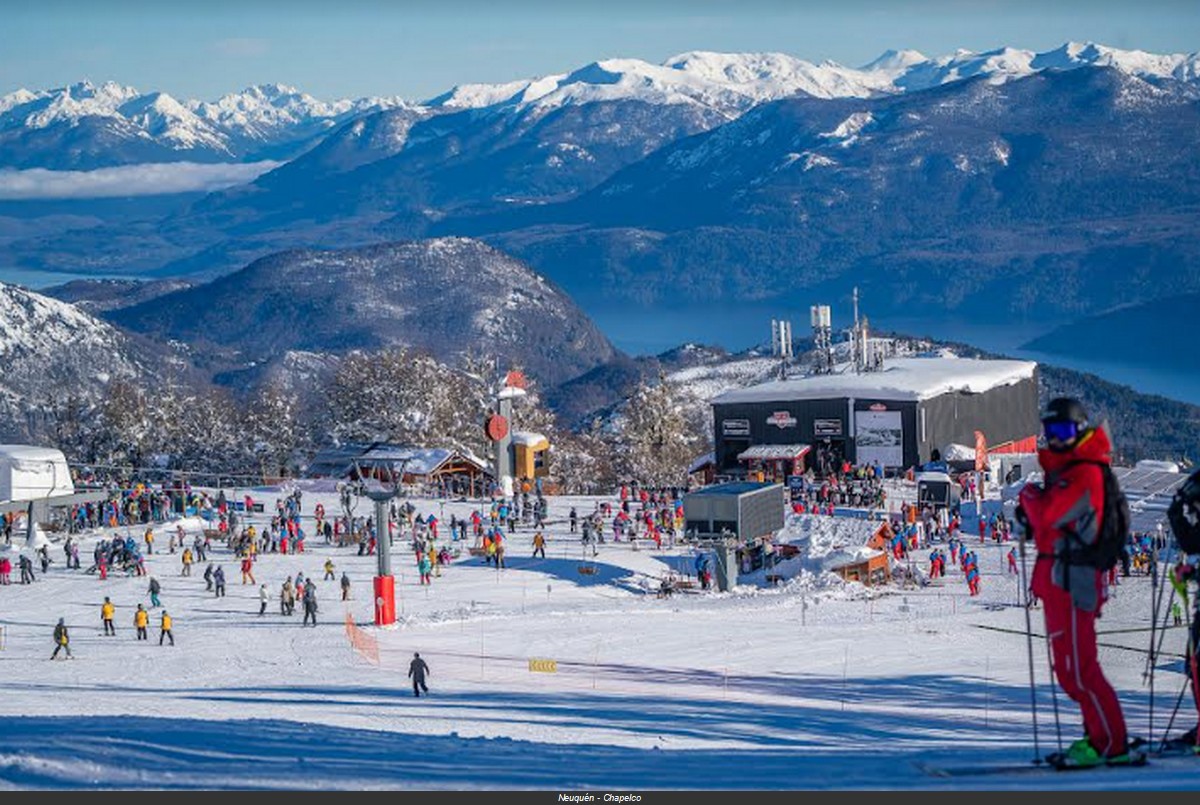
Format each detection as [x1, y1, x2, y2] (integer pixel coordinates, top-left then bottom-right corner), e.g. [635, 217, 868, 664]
[788, 460, 888, 513]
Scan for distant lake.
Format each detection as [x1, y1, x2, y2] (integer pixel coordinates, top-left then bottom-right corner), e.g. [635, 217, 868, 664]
[587, 303, 1200, 407]
[0, 267, 128, 289]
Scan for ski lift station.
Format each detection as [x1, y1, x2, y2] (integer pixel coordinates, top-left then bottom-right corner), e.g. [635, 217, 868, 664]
[710, 356, 1041, 478]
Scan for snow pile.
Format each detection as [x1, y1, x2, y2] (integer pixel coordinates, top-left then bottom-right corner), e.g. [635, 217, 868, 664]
[779, 514, 883, 573]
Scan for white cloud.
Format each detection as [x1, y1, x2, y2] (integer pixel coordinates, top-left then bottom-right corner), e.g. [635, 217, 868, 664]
[0, 161, 281, 200]
[214, 37, 271, 58]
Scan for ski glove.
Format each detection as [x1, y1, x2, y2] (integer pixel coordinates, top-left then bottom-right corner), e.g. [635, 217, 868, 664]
[1014, 504, 1030, 535]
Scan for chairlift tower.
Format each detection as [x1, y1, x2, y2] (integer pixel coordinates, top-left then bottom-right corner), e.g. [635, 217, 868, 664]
[352, 457, 409, 626]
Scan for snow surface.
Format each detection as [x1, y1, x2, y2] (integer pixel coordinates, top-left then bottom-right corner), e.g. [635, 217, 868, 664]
[711, 357, 1037, 404]
[0, 486, 1195, 789]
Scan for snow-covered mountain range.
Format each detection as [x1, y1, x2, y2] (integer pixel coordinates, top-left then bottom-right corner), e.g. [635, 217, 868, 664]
[0, 81, 412, 169]
[426, 41, 1200, 113]
[2, 42, 1197, 170]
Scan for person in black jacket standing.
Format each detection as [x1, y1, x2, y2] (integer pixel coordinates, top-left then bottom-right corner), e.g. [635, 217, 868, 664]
[409, 652, 430, 697]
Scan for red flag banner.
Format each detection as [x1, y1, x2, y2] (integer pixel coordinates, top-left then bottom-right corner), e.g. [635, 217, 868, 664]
[974, 430, 988, 471]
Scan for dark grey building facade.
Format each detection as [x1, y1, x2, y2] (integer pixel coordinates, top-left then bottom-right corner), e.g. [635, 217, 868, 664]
[710, 360, 1040, 474]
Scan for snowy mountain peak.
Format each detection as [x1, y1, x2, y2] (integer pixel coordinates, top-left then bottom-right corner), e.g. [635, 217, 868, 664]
[861, 49, 929, 74]
[64, 79, 140, 102]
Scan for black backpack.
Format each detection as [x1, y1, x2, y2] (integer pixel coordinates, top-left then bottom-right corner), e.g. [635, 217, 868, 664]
[1059, 460, 1130, 570]
[1169, 469, 1200, 554]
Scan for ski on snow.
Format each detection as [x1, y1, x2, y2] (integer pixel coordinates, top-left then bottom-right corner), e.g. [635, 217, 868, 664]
[916, 752, 1149, 778]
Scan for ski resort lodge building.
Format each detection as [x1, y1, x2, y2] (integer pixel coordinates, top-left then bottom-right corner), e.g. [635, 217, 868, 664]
[709, 356, 1040, 478]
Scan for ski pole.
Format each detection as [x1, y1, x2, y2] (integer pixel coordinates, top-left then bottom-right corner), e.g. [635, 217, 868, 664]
[1147, 545, 1178, 745]
[1158, 592, 1193, 753]
[1148, 546, 1162, 742]
[1158, 553, 1197, 754]
[1018, 527, 1042, 763]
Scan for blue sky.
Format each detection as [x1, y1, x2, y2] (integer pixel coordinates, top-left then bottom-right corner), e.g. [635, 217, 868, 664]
[2, 1, 1197, 101]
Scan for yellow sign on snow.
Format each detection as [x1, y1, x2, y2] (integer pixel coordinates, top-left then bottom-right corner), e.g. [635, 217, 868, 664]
[528, 658, 558, 673]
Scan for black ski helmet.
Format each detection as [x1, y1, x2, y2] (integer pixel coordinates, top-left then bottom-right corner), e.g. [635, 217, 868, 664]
[1041, 397, 1089, 426]
[1169, 469, 1200, 554]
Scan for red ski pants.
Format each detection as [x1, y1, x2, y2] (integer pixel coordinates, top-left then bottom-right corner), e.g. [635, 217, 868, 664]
[1042, 586, 1127, 756]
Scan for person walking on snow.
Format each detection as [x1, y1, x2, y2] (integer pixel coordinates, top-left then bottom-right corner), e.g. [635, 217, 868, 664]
[409, 652, 430, 697]
[532, 530, 546, 559]
[213, 565, 226, 597]
[324, 558, 335, 581]
[258, 583, 269, 616]
[135, 604, 149, 640]
[51, 618, 71, 660]
[159, 611, 174, 646]
[203, 562, 214, 591]
[282, 577, 295, 615]
[1007, 546, 1019, 575]
[101, 597, 115, 635]
[148, 576, 162, 608]
[341, 572, 351, 601]
[302, 581, 318, 626]
[1018, 397, 1134, 767]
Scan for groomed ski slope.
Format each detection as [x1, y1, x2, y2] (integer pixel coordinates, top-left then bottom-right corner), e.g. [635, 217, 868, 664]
[0, 487, 1198, 790]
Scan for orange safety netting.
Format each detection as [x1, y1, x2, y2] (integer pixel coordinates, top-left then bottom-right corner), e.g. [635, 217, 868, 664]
[343, 612, 380, 665]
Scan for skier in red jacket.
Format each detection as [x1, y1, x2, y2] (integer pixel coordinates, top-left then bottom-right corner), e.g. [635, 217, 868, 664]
[1017, 397, 1133, 767]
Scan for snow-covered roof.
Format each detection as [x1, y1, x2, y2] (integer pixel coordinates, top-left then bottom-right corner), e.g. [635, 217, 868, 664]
[511, 431, 548, 448]
[737, 444, 812, 461]
[358, 446, 474, 476]
[497, 387, 527, 400]
[687, 452, 716, 473]
[307, 443, 490, 478]
[824, 546, 886, 571]
[941, 443, 976, 461]
[1135, 459, 1180, 473]
[0, 445, 67, 463]
[711, 357, 1037, 404]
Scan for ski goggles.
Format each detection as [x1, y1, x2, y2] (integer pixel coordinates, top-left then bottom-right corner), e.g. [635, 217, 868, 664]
[1042, 419, 1079, 443]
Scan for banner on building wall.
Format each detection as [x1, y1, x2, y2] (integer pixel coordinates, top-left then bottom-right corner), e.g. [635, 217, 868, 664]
[814, 418, 843, 437]
[722, 419, 751, 437]
[854, 410, 903, 467]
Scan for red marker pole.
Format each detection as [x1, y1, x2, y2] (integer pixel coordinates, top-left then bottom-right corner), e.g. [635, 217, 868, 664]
[371, 497, 395, 626]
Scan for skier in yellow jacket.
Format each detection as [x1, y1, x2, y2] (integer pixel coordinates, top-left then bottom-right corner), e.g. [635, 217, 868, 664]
[101, 597, 115, 636]
[159, 611, 174, 646]
[134, 604, 149, 640]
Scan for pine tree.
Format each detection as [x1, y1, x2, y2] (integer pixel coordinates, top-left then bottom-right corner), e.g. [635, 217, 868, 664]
[617, 372, 701, 487]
